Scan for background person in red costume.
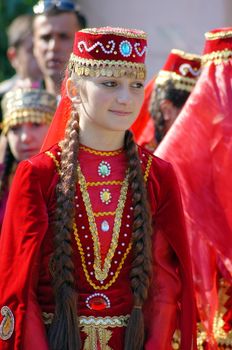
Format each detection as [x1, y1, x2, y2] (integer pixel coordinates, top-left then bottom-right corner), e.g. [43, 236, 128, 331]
[155, 27, 232, 349]
[0, 27, 196, 349]
[0, 87, 56, 231]
[131, 49, 201, 151]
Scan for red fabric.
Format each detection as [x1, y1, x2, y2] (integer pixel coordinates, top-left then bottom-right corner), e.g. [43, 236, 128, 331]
[155, 60, 232, 344]
[130, 77, 155, 145]
[41, 75, 70, 152]
[0, 145, 196, 349]
[203, 27, 232, 54]
[72, 29, 147, 64]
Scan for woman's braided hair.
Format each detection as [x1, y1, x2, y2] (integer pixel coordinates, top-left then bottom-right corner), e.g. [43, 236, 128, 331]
[48, 108, 82, 350]
[124, 130, 153, 350]
[49, 81, 153, 350]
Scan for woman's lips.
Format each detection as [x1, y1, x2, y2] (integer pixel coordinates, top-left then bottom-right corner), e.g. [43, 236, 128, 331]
[109, 110, 132, 116]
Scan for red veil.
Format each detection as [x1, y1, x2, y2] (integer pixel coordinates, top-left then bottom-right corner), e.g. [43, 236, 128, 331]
[155, 44, 232, 344]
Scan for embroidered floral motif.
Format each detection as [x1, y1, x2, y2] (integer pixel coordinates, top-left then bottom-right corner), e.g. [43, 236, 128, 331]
[0, 306, 14, 340]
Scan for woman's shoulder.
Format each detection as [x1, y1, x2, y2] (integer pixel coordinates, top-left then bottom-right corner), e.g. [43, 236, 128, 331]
[13, 144, 61, 194]
[138, 144, 174, 179]
[22, 143, 61, 175]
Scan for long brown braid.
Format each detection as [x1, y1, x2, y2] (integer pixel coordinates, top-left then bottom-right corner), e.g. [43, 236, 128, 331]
[48, 108, 82, 350]
[124, 130, 153, 350]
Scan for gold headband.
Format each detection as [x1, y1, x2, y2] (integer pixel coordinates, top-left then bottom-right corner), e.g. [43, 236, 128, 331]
[1, 88, 57, 134]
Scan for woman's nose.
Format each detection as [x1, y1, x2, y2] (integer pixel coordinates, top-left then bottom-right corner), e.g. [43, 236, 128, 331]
[20, 126, 33, 143]
[116, 86, 132, 104]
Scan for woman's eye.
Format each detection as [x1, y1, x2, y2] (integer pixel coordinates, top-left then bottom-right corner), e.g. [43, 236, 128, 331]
[31, 122, 42, 128]
[102, 81, 117, 87]
[10, 125, 21, 133]
[131, 82, 144, 89]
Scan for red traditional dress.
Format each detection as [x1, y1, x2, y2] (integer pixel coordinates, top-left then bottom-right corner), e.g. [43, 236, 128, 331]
[0, 143, 195, 349]
[156, 27, 232, 349]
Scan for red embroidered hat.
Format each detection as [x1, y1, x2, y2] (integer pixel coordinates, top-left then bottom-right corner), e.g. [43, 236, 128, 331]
[202, 27, 232, 66]
[155, 49, 201, 92]
[68, 27, 147, 79]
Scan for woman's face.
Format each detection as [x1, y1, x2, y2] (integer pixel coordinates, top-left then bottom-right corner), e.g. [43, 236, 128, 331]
[76, 76, 145, 134]
[7, 122, 49, 161]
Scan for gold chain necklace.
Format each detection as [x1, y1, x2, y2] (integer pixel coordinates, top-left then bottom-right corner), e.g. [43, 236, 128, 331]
[77, 164, 129, 282]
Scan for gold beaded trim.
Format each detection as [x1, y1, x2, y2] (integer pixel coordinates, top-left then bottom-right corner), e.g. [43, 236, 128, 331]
[77, 164, 129, 282]
[44, 152, 153, 182]
[79, 314, 130, 327]
[81, 27, 147, 39]
[205, 30, 232, 40]
[2, 111, 53, 135]
[94, 211, 116, 217]
[42, 312, 130, 327]
[45, 150, 153, 289]
[80, 145, 123, 156]
[45, 151, 61, 175]
[86, 180, 123, 187]
[69, 55, 146, 80]
[73, 221, 132, 290]
[202, 49, 232, 66]
[155, 70, 197, 92]
[171, 49, 201, 61]
[144, 155, 153, 183]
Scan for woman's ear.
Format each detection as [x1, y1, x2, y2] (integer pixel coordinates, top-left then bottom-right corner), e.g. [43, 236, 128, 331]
[66, 77, 81, 103]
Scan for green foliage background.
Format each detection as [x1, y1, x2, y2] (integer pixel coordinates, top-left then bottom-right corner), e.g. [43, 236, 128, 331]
[0, 0, 37, 82]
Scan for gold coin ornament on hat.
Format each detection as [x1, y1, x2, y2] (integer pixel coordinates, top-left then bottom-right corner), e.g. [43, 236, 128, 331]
[1, 88, 57, 134]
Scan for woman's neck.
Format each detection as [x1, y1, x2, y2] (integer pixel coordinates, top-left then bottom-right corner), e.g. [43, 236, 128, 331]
[79, 126, 126, 151]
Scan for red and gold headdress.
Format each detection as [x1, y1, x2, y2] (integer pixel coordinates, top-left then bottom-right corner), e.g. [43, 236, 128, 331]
[1, 88, 56, 135]
[155, 49, 201, 92]
[42, 27, 148, 150]
[202, 27, 232, 66]
[68, 27, 147, 79]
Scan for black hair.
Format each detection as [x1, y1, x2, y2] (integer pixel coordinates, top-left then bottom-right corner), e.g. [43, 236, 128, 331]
[149, 79, 190, 143]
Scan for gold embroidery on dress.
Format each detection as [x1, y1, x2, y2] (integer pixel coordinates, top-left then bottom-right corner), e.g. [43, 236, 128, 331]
[42, 313, 129, 349]
[73, 222, 132, 290]
[144, 155, 153, 183]
[77, 164, 129, 282]
[82, 326, 112, 350]
[0, 306, 15, 340]
[45, 151, 61, 175]
[173, 279, 232, 349]
[86, 180, 123, 187]
[80, 145, 123, 156]
[80, 315, 129, 350]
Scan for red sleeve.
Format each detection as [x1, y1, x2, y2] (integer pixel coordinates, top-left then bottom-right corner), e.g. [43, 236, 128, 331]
[0, 160, 49, 349]
[144, 159, 196, 349]
[144, 231, 181, 350]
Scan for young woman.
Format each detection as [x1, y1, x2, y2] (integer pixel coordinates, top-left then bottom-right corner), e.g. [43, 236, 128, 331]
[0, 27, 196, 349]
[0, 87, 56, 230]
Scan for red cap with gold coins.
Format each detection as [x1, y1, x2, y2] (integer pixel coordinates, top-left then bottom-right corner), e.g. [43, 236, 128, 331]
[202, 27, 232, 65]
[155, 49, 201, 92]
[69, 27, 147, 79]
[41, 27, 148, 151]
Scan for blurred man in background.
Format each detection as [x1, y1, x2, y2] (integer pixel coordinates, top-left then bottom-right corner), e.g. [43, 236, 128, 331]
[33, 0, 87, 97]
